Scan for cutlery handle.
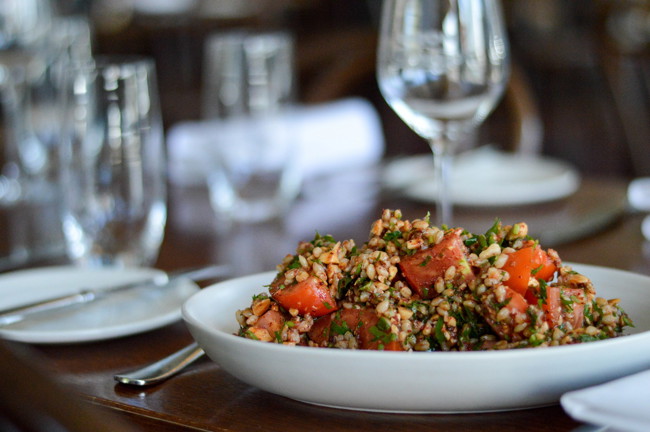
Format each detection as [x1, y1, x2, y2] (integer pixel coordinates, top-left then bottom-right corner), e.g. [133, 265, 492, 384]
[0, 290, 97, 326]
[0, 264, 230, 327]
[114, 342, 205, 386]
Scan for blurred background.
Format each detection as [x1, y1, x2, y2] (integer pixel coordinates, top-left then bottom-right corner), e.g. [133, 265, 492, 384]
[0, 0, 649, 273]
[53, 0, 650, 179]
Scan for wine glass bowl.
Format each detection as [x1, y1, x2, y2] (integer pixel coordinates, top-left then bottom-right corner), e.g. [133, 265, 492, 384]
[377, 0, 510, 225]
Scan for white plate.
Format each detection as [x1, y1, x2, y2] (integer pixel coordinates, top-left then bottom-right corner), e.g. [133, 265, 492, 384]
[182, 264, 650, 413]
[0, 266, 199, 344]
[383, 147, 581, 206]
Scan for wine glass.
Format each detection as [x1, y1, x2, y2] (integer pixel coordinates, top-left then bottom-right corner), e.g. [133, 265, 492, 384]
[377, 0, 510, 225]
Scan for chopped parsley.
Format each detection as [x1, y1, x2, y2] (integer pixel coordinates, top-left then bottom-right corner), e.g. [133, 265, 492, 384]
[537, 279, 548, 307]
[330, 319, 351, 336]
[383, 230, 402, 242]
[311, 232, 336, 247]
[286, 255, 302, 269]
[369, 317, 397, 349]
[433, 319, 446, 347]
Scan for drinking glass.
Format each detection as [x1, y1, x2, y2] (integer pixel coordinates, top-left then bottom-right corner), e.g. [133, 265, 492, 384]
[377, 0, 510, 225]
[201, 31, 300, 223]
[58, 56, 167, 267]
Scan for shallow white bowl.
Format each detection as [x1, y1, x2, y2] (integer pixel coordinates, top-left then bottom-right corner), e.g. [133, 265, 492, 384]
[182, 264, 650, 413]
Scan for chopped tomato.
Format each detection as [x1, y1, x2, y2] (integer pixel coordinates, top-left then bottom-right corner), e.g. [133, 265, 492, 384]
[307, 313, 333, 345]
[254, 309, 285, 334]
[349, 309, 402, 351]
[525, 285, 585, 328]
[542, 286, 562, 327]
[532, 248, 556, 281]
[308, 308, 403, 351]
[482, 286, 529, 341]
[398, 230, 473, 299]
[271, 276, 337, 317]
[558, 287, 586, 329]
[503, 245, 556, 296]
[502, 287, 529, 315]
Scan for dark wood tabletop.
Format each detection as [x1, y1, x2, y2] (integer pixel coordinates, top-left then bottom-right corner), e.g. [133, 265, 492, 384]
[1, 173, 645, 432]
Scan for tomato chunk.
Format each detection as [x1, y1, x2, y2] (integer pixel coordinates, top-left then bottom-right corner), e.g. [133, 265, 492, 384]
[503, 287, 529, 315]
[254, 309, 285, 334]
[503, 245, 556, 296]
[271, 276, 337, 317]
[525, 285, 585, 328]
[308, 308, 403, 351]
[558, 287, 586, 329]
[398, 230, 473, 299]
[542, 286, 562, 327]
[482, 286, 530, 341]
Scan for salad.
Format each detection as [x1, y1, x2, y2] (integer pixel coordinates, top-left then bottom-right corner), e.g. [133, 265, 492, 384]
[236, 209, 632, 351]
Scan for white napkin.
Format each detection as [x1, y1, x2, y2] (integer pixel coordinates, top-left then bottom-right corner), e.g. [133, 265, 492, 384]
[167, 97, 385, 187]
[561, 369, 650, 432]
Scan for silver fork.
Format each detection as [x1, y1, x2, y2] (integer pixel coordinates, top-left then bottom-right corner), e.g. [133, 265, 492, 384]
[114, 342, 205, 386]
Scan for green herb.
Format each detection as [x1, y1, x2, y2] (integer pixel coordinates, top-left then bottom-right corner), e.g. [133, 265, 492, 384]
[537, 279, 548, 307]
[511, 223, 520, 236]
[622, 314, 634, 328]
[528, 333, 544, 347]
[330, 320, 351, 336]
[494, 296, 512, 310]
[531, 264, 544, 276]
[337, 275, 352, 298]
[311, 232, 336, 247]
[287, 255, 302, 269]
[485, 218, 501, 236]
[419, 255, 432, 267]
[358, 280, 373, 291]
[484, 218, 502, 246]
[560, 292, 578, 312]
[434, 319, 446, 346]
[526, 308, 538, 327]
[383, 230, 402, 242]
[583, 302, 594, 323]
[377, 317, 391, 331]
[369, 317, 396, 347]
[578, 334, 601, 343]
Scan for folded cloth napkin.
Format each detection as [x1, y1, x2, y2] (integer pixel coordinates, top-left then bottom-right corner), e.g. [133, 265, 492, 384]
[561, 369, 650, 432]
[167, 97, 385, 187]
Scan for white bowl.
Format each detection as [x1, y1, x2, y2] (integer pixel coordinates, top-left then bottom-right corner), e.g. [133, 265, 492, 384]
[182, 264, 650, 413]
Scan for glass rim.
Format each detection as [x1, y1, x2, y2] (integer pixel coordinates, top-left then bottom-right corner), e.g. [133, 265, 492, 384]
[67, 54, 156, 75]
[204, 29, 293, 51]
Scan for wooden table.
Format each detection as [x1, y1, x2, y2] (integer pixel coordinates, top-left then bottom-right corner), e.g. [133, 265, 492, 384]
[1, 174, 645, 431]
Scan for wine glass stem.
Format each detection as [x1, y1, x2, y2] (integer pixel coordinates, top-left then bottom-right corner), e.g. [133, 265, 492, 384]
[430, 137, 453, 227]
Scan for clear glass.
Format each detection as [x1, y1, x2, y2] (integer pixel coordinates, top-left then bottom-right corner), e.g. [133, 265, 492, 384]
[202, 31, 300, 223]
[0, 8, 93, 267]
[58, 56, 167, 267]
[377, 0, 510, 225]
